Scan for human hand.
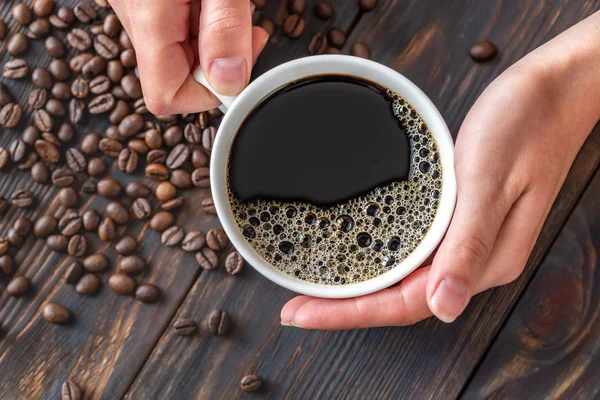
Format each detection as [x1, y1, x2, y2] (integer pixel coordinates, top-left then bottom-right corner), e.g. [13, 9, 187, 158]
[110, 0, 269, 114]
[281, 26, 600, 329]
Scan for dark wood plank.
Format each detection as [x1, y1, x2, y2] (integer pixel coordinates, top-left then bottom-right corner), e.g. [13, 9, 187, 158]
[126, 1, 600, 398]
[462, 168, 600, 400]
[0, 1, 361, 399]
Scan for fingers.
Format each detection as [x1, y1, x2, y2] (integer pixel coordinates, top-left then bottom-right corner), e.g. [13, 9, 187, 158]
[199, 0, 254, 95]
[281, 267, 432, 330]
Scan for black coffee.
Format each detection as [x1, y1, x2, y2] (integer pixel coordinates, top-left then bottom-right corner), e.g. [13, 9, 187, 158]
[227, 75, 443, 285]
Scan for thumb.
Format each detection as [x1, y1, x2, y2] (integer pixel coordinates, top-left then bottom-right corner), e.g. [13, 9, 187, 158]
[199, 0, 253, 96]
[426, 170, 515, 323]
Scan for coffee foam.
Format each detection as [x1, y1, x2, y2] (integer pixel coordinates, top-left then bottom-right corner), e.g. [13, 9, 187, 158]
[227, 89, 443, 285]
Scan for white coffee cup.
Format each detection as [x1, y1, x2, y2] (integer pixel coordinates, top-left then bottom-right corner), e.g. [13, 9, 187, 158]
[193, 55, 456, 299]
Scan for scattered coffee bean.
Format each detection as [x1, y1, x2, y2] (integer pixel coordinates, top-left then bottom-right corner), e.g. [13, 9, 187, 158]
[328, 27, 346, 49]
[74, 2, 96, 23]
[42, 302, 70, 324]
[98, 217, 116, 241]
[161, 226, 184, 247]
[68, 234, 87, 256]
[70, 53, 93, 72]
[17, 152, 38, 170]
[359, 0, 378, 11]
[3, 59, 29, 79]
[106, 201, 129, 224]
[0, 238, 8, 256]
[191, 168, 210, 188]
[58, 187, 78, 207]
[69, 98, 86, 124]
[89, 75, 111, 94]
[82, 55, 106, 78]
[143, 129, 162, 151]
[64, 261, 83, 284]
[9, 139, 26, 163]
[112, 85, 128, 100]
[135, 284, 160, 303]
[115, 236, 137, 255]
[0, 84, 13, 107]
[34, 215, 58, 237]
[208, 309, 230, 335]
[170, 169, 192, 189]
[201, 126, 216, 151]
[13, 3, 33, 26]
[46, 98, 66, 117]
[183, 123, 201, 145]
[149, 211, 173, 232]
[0, 197, 8, 215]
[103, 13, 121, 36]
[52, 167, 75, 187]
[32, 67, 53, 89]
[147, 149, 167, 164]
[0, 20, 5, 40]
[207, 228, 229, 251]
[88, 93, 115, 114]
[156, 181, 177, 202]
[109, 100, 129, 124]
[259, 18, 275, 36]
[181, 230, 206, 252]
[7, 276, 31, 297]
[0, 103, 22, 128]
[314, 1, 334, 18]
[67, 28, 92, 51]
[225, 251, 244, 275]
[7, 227, 25, 247]
[83, 253, 108, 272]
[146, 163, 169, 181]
[81, 132, 101, 154]
[469, 40, 497, 61]
[129, 197, 151, 220]
[11, 189, 34, 207]
[94, 34, 119, 59]
[308, 32, 328, 55]
[33, 0, 54, 17]
[288, 0, 306, 14]
[109, 273, 136, 295]
[125, 181, 151, 198]
[351, 42, 371, 59]
[35, 139, 60, 164]
[87, 157, 105, 176]
[13, 216, 32, 236]
[0, 255, 14, 275]
[61, 379, 81, 400]
[66, 148, 86, 172]
[0, 148, 8, 170]
[59, 210, 82, 236]
[75, 273, 100, 295]
[161, 197, 185, 211]
[196, 247, 218, 270]
[165, 143, 190, 170]
[97, 177, 122, 198]
[118, 113, 143, 136]
[34, 108, 53, 132]
[48, 59, 70, 82]
[173, 318, 196, 336]
[121, 74, 142, 99]
[201, 197, 217, 214]
[52, 82, 71, 100]
[107, 59, 124, 82]
[82, 179, 97, 193]
[47, 234, 68, 252]
[240, 374, 262, 392]
[8, 33, 29, 56]
[128, 139, 149, 155]
[71, 77, 89, 99]
[117, 148, 138, 173]
[98, 137, 122, 157]
[191, 148, 209, 168]
[284, 14, 305, 38]
[82, 209, 101, 230]
[27, 18, 52, 39]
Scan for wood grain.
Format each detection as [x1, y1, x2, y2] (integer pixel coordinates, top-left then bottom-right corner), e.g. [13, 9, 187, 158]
[126, 2, 600, 399]
[462, 168, 600, 400]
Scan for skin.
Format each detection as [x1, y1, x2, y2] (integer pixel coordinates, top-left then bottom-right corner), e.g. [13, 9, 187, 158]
[111, 3, 600, 329]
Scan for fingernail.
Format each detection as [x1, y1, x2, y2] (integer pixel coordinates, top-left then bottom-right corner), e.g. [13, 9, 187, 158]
[290, 320, 305, 328]
[209, 57, 247, 96]
[430, 278, 469, 323]
[280, 320, 292, 327]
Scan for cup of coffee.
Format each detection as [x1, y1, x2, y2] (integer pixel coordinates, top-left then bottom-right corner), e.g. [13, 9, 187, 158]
[193, 55, 456, 299]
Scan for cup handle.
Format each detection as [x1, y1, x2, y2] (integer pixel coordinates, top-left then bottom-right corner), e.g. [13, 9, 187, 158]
[192, 66, 237, 114]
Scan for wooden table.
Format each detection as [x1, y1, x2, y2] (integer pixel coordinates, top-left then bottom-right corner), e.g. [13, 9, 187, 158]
[1, 1, 599, 399]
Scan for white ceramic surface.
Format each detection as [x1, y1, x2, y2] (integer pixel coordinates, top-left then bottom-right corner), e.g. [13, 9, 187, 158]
[194, 55, 456, 299]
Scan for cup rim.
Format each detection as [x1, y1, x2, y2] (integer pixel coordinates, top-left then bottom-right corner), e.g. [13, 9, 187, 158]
[211, 55, 456, 299]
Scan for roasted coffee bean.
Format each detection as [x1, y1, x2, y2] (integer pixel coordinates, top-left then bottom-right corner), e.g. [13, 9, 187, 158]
[7, 276, 32, 297]
[46, 99, 66, 117]
[106, 59, 124, 83]
[146, 163, 169, 181]
[42, 302, 70, 324]
[8, 139, 26, 163]
[74, 2, 96, 23]
[133, 98, 148, 114]
[22, 126, 39, 146]
[63, 261, 83, 284]
[284, 14, 305, 38]
[35, 139, 59, 163]
[173, 318, 196, 335]
[41, 132, 60, 146]
[82, 209, 100, 230]
[14, 217, 32, 236]
[225, 251, 244, 275]
[121, 74, 142, 99]
[314, 1, 334, 18]
[103, 13, 121, 36]
[115, 236, 137, 255]
[13, 4, 33, 26]
[17, 152, 37, 170]
[88, 93, 115, 115]
[89, 75, 110, 94]
[166, 144, 190, 170]
[98, 217, 116, 241]
[308, 32, 328, 55]
[75, 273, 99, 295]
[69, 98, 85, 124]
[207, 228, 229, 251]
[84, 253, 108, 272]
[201, 126, 216, 151]
[192, 168, 210, 188]
[118, 255, 145, 272]
[82, 178, 96, 193]
[0, 255, 14, 275]
[0, 148, 9, 170]
[32, 67, 53, 89]
[470, 40, 497, 61]
[61, 379, 81, 400]
[0, 197, 8, 216]
[0, 238, 8, 256]
[130, 197, 151, 220]
[191, 148, 209, 168]
[0, 103, 22, 127]
[47, 234, 68, 252]
[50, 7, 74, 29]
[195, 111, 208, 129]
[8, 33, 29, 56]
[162, 226, 184, 247]
[162, 126, 182, 148]
[208, 309, 230, 335]
[98, 138, 122, 157]
[128, 139, 149, 155]
[161, 197, 185, 211]
[116, 148, 137, 174]
[359, 0, 378, 10]
[119, 27, 133, 49]
[0, 20, 5, 40]
[170, 169, 192, 189]
[68, 234, 87, 256]
[108, 274, 136, 295]
[70, 53, 94, 72]
[196, 247, 218, 270]
[288, 0, 306, 13]
[95, 0, 110, 7]
[33, 0, 54, 17]
[34, 109, 53, 132]
[59, 210, 82, 235]
[119, 114, 144, 136]
[48, 59, 70, 81]
[0, 84, 13, 107]
[51, 167, 75, 186]
[94, 34, 119, 59]
[67, 28, 91, 51]
[154, 114, 176, 123]
[82, 55, 106, 78]
[55, 124, 73, 144]
[66, 148, 86, 172]
[156, 181, 176, 201]
[71, 77, 89, 99]
[181, 230, 205, 252]
[3, 59, 29, 79]
[11, 189, 34, 207]
[126, 181, 151, 198]
[30, 161, 49, 183]
[135, 284, 160, 303]
[7, 227, 25, 247]
[34, 215, 57, 237]
[52, 82, 71, 100]
[258, 18, 275, 36]
[79, 134, 99, 156]
[105, 125, 122, 141]
[27, 18, 51, 39]
[149, 211, 173, 232]
[108, 100, 129, 124]
[328, 27, 346, 48]
[120, 49, 137, 69]
[351, 42, 371, 59]
[201, 197, 217, 214]
[106, 201, 129, 224]
[58, 187, 78, 207]
[147, 149, 167, 164]
[240, 374, 262, 392]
